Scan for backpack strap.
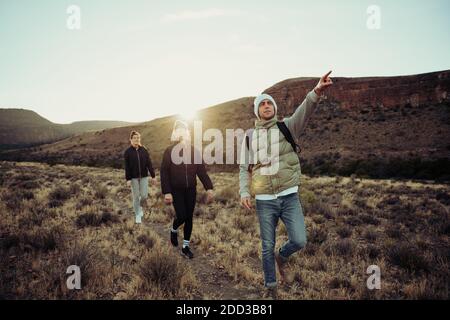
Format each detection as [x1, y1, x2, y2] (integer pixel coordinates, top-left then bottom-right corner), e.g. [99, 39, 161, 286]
[244, 131, 254, 173]
[244, 123, 300, 172]
[276, 121, 301, 154]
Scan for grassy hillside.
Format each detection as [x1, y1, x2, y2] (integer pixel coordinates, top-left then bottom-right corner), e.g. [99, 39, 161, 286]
[0, 97, 255, 170]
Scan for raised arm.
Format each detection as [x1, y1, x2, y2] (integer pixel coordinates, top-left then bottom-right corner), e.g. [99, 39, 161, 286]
[284, 71, 333, 137]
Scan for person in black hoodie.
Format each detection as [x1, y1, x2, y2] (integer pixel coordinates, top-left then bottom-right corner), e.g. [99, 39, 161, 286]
[124, 131, 156, 224]
[160, 120, 214, 259]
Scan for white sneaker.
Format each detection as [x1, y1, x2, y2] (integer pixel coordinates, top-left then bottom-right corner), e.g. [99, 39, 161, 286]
[135, 214, 142, 224]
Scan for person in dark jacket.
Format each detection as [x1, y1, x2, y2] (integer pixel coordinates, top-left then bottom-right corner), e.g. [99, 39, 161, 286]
[161, 120, 214, 259]
[124, 130, 156, 224]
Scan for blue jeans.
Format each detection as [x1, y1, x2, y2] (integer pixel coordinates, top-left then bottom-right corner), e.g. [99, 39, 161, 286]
[256, 192, 307, 288]
[130, 177, 149, 218]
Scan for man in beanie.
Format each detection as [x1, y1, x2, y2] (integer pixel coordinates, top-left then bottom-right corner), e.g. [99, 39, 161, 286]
[239, 71, 333, 295]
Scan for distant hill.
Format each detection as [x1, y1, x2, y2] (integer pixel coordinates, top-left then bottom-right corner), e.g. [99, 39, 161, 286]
[1, 70, 449, 180]
[0, 109, 136, 150]
[0, 97, 255, 169]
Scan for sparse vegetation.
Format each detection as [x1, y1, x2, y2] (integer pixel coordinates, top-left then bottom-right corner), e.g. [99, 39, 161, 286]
[138, 249, 196, 297]
[0, 161, 448, 300]
[336, 225, 352, 238]
[76, 211, 120, 228]
[386, 242, 431, 274]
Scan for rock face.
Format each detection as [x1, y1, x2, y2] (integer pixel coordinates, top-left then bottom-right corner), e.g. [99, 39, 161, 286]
[265, 70, 450, 115]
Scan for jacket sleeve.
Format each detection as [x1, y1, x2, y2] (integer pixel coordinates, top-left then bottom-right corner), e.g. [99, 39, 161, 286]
[124, 149, 131, 181]
[196, 161, 213, 191]
[238, 136, 251, 198]
[146, 149, 156, 178]
[195, 149, 213, 190]
[160, 147, 172, 194]
[284, 90, 320, 137]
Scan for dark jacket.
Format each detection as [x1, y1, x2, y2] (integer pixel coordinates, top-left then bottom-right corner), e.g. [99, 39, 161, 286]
[160, 143, 213, 194]
[124, 145, 155, 181]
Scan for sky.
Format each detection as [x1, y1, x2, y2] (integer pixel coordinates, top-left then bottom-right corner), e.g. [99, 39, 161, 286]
[0, 0, 449, 124]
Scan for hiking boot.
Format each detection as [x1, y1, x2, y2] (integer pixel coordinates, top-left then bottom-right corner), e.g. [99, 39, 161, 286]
[181, 246, 194, 259]
[262, 286, 278, 300]
[275, 251, 294, 284]
[275, 251, 286, 278]
[170, 230, 178, 247]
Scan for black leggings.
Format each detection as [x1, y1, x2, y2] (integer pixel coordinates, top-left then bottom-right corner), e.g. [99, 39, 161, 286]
[172, 187, 197, 241]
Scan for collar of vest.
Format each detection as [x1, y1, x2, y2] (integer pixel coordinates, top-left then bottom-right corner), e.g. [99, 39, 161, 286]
[255, 117, 278, 129]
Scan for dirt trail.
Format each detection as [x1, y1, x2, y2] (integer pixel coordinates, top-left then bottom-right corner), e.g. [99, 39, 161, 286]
[113, 200, 263, 300]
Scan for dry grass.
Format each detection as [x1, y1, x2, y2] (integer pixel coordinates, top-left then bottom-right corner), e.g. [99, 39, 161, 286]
[0, 161, 449, 299]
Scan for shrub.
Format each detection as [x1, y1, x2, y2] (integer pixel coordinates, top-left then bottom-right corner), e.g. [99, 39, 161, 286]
[362, 228, 378, 242]
[214, 187, 237, 205]
[94, 184, 108, 199]
[76, 196, 94, 210]
[377, 196, 401, 208]
[233, 215, 255, 233]
[332, 239, 354, 257]
[308, 227, 327, 245]
[329, 277, 353, 290]
[436, 192, 450, 206]
[308, 200, 335, 220]
[7, 174, 39, 189]
[69, 183, 81, 196]
[22, 226, 65, 252]
[312, 215, 326, 224]
[1, 190, 34, 210]
[359, 213, 380, 226]
[49, 186, 71, 202]
[62, 240, 104, 290]
[48, 199, 64, 208]
[137, 233, 157, 249]
[302, 243, 318, 256]
[76, 211, 119, 228]
[385, 225, 403, 239]
[18, 202, 50, 228]
[345, 216, 362, 226]
[386, 243, 430, 274]
[139, 250, 191, 296]
[366, 244, 380, 259]
[0, 234, 20, 251]
[336, 225, 352, 238]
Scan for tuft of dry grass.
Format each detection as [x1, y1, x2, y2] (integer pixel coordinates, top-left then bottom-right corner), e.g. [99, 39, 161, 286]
[138, 249, 197, 297]
[386, 242, 431, 274]
[76, 211, 120, 228]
